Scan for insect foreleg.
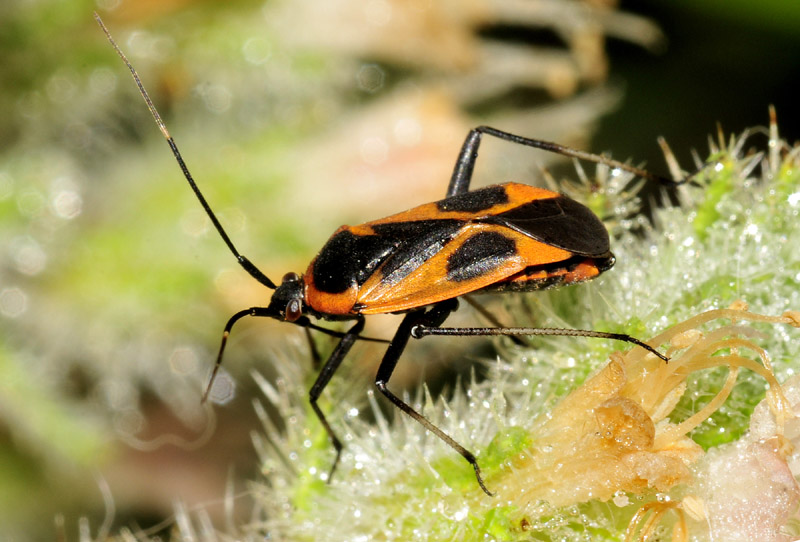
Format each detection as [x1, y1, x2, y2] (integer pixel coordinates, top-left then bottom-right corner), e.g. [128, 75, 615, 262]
[309, 317, 365, 481]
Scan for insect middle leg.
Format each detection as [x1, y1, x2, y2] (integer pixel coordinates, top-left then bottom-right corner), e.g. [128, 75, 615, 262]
[373, 299, 495, 496]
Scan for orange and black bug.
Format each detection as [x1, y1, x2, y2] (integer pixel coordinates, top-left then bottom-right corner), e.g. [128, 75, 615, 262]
[97, 14, 693, 496]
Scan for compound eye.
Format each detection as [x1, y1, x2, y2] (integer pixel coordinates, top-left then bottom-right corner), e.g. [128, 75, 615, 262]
[282, 272, 300, 283]
[285, 298, 302, 322]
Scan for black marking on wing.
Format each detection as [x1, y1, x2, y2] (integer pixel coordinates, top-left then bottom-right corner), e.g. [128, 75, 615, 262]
[373, 219, 463, 285]
[482, 195, 609, 256]
[446, 231, 517, 282]
[313, 220, 464, 294]
[436, 185, 509, 213]
[312, 230, 396, 293]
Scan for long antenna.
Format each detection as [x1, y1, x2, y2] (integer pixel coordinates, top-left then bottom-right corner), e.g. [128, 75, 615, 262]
[94, 12, 276, 289]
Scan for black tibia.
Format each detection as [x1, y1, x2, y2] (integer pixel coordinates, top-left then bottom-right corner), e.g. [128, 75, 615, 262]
[309, 317, 365, 481]
[412, 324, 668, 362]
[373, 300, 495, 497]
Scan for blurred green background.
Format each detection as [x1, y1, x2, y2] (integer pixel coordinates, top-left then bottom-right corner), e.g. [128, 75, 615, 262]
[0, 0, 798, 539]
[604, 0, 800, 170]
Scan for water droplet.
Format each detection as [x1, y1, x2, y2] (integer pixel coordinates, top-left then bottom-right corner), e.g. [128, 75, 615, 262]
[0, 287, 27, 318]
[89, 66, 118, 96]
[52, 189, 82, 219]
[46, 71, 77, 104]
[169, 347, 198, 375]
[208, 371, 236, 404]
[242, 37, 272, 65]
[11, 236, 47, 275]
[17, 189, 45, 218]
[197, 83, 232, 114]
[356, 64, 385, 93]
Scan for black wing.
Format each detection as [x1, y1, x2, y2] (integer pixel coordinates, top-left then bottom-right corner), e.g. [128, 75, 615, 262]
[480, 195, 610, 257]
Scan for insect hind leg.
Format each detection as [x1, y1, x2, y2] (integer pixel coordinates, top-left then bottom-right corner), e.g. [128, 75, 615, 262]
[411, 323, 668, 362]
[446, 125, 698, 198]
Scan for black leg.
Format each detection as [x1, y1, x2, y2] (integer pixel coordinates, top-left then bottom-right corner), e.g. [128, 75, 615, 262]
[303, 326, 322, 369]
[447, 129, 483, 197]
[447, 125, 700, 198]
[309, 317, 365, 481]
[373, 301, 494, 496]
[411, 323, 668, 362]
[201, 309, 387, 402]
